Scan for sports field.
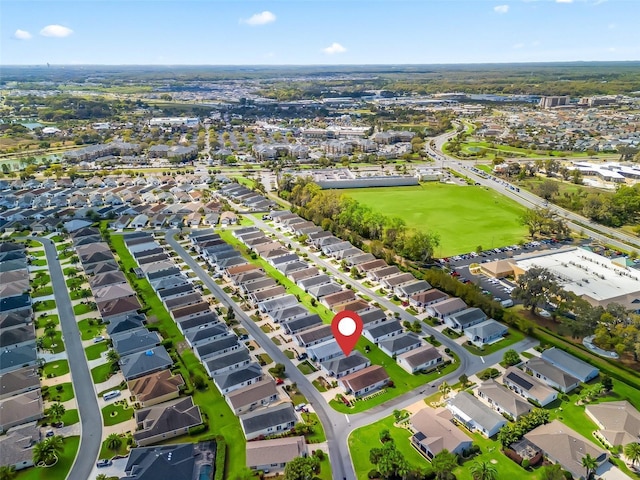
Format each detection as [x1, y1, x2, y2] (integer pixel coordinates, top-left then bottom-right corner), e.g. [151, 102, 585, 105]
[342, 184, 528, 256]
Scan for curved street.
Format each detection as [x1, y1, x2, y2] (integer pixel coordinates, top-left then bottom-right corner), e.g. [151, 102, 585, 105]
[29, 237, 102, 480]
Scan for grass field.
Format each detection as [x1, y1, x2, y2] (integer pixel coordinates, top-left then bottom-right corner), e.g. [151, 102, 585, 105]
[342, 184, 527, 256]
[43, 382, 74, 403]
[42, 360, 69, 378]
[101, 402, 134, 426]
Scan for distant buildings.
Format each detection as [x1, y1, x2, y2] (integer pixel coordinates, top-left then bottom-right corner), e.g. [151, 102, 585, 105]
[539, 96, 570, 109]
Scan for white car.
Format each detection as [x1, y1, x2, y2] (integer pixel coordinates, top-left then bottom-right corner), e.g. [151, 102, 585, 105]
[538, 309, 552, 318]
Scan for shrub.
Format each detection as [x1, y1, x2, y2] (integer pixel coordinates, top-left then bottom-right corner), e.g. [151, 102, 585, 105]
[521, 459, 530, 469]
[368, 470, 381, 479]
[188, 424, 208, 435]
[504, 448, 523, 465]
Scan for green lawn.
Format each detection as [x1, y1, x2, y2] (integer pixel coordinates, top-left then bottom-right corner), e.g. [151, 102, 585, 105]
[32, 286, 54, 297]
[32, 273, 51, 286]
[30, 259, 47, 267]
[349, 415, 432, 480]
[91, 362, 116, 384]
[14, 436, 80, 480]
[60, 409, 79, 426]
[40, 330, 65, 353]
[77, 318, 105, 340]
[35, 314, 59, 328]
[301, 412, 326, 443]
[342, 184, 527, 256]
[43, 382, 75, 403]
[98, 435, 131, 459]
[33, 300, 56, 312]
[101, 402, 134, 426]
[256, 353, 273, 365]
[297, 360, 317, 375]
[461, 328, 525, 356]
[73, 303, 96, 315]
[85, 341, 108, 360]
[42, 360, 69, 378]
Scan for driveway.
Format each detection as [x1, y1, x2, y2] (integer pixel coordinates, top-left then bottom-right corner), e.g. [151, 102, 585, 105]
[29, 237, 102, 480]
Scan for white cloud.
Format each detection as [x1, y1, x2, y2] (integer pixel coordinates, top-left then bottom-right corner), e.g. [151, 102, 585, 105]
[494, 5, 510, 14]
[323, 42, 347, 55]
[241, 11, 276, 26]
[40, 24, 73, 38]
[13, 29, 32, 40]
[556, 0, 574, 3]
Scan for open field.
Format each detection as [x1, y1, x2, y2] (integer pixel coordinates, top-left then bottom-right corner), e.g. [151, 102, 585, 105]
[342, 184, 528, 256]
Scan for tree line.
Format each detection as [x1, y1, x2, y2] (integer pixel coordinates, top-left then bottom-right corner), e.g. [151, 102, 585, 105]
[281, 178, 440, 263]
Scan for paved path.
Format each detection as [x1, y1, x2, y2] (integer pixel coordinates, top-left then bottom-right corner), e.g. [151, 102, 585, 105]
[29, 237, 102, 480]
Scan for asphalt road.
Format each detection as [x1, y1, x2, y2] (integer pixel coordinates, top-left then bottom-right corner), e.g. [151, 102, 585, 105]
[29, 237, 102, 480]
[429, 130, 640, 254]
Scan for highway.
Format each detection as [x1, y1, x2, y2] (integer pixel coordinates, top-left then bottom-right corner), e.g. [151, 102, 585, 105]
[166, 225, 537, 479]
[29, 237, 102, 480]
[428, 130, 640, 254]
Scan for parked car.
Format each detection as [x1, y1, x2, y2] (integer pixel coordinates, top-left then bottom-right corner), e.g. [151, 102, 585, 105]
[96, 459, 112, 468]
[93, 336, 105, 343]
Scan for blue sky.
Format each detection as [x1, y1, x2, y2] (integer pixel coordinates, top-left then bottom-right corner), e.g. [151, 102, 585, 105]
[2, 0, 639, 65]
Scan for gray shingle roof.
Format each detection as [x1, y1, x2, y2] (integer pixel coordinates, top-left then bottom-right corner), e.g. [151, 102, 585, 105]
[240, 403, 297, 435]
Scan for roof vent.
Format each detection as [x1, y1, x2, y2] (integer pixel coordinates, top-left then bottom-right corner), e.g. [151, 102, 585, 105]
[145, 350, 154, 356]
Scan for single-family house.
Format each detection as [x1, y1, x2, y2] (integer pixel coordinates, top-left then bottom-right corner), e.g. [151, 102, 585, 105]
[127, 369, 185, 407]
[204, 349, 251, 377]
[502, 366, 558, 407]
[541, 347, 599, 383]
[321, 352, 370, 379]
[225, 378, 279, 415]
[363, 320, 403, 344]
[410, 407, 473, 459]
[133, 396, 203, 446]
[426, 298, 468, 320]
[464, 319, 508, 347]
[212, 363, 263, 395]
[524, 421, 608, 480]
[246, 436, 307, 474]
[524, 357, 581, 393]
[477, 379, 532, 420]
[240, 403, 297, 440]
[446, 391, 507, 438]
[445, 308, 487, 331]
[585, 401, 640, 448]
[119, 346, 173, 380]
[379, 332, 422, 357]
[0, 390, 43, 433]
[339, 365, 389, 397]
[397, 345, 443, 374]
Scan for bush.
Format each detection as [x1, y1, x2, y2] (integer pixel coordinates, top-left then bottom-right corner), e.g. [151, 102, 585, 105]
[368, 470, 381, 479]
[521, 459, 530, 469]
[504, 448, 523, 465]
[214, 436, 226, 480]
[188, 424, 208, 435]
[478, 368, 500, 380]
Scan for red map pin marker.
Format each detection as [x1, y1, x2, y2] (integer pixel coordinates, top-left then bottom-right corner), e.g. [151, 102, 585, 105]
[331, 310, 363, 357]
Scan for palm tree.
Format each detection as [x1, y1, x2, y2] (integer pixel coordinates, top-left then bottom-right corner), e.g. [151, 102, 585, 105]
[33, 435, 64, 466]
[438, 381, 452, 400]
[46, 402, 66, 425]
[106, 433, 122, 453]
[624, 442, 640, 466]
[0, 465, 17, 480]
[431, 449, 458, 480]
[469, 460, 498, 480]
[581, 453, 598, 480]
[106, 349, 120, 364]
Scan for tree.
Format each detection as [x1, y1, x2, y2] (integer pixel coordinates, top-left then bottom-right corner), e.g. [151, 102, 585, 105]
[540, 464, 565, 480]
[469, 460, 498, 480]
[538, 179, 559, 200]
[581, 453, 598, 480]
[601, 374, 613, 393]
[379, 429, 392, 443]
[270, 363, 286, 379]
[502, 349, 521, 367]
[106, 433, 122, 452]
[283, 456, 319, 480]
[458, 374, 469, 388]
[512, 267, 559, 313]
[624, 442, 640, 466]
[438, 381, 451, 399]
[431, 449, 458, 480]
[106, 349, 120, 363]
[0, 466, 16, 480]
[95, 475, 108, 480]
[369, 442, 409, 480]
[46, 402, 66, 425]
[33, 435, 63, 466]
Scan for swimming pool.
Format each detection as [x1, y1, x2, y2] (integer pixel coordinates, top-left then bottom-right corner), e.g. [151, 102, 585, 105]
[198, 464, 212, 480]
